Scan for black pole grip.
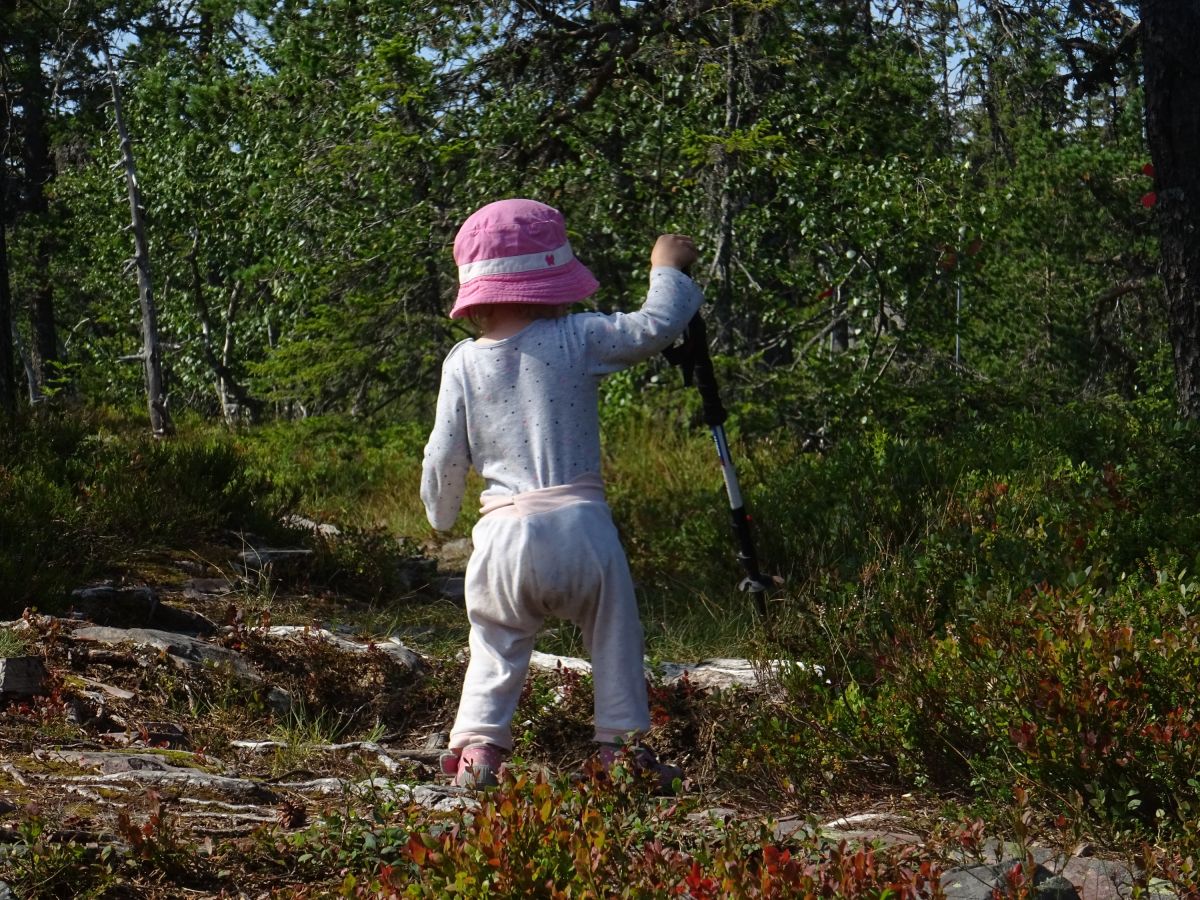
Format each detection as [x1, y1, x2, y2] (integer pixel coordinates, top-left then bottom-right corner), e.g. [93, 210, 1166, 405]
[685, 314, 727, 428]
[662, 313, 727, 427]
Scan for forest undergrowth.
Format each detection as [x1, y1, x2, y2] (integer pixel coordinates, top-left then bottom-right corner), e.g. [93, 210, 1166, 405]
[3, 386, 1200, 896]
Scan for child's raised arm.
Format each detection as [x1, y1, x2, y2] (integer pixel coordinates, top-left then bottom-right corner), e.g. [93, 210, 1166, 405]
[579, 234, 704, 375]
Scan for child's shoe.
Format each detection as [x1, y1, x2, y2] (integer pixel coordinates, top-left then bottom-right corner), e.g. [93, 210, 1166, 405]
[440, 743, 506, 789]
[593, 743, 683, 795]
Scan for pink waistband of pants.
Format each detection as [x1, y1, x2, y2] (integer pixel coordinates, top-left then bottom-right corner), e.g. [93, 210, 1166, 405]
[479, 473, 606, 518]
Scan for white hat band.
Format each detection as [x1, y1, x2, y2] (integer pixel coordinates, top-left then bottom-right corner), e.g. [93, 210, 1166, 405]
[458, 242, 575, 284]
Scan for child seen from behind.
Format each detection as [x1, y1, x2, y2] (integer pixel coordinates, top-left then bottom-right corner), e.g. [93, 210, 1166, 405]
[421, 198, 701, 791]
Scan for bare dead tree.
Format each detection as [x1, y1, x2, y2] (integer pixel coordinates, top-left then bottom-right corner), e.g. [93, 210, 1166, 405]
[103, 41, 173, 437]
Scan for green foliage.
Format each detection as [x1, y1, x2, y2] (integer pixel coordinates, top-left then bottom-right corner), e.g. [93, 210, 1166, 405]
[0, 627, 30, 656]
[238, 415, 428, 529]
[6, 0, 1168, 427]
[867, 567, 1200, 843]
[0, 411, 289, 610]
[278, 794, 415, 886]
[304, 525, 430, 602]
[279, 771, 944, 898]
[5, 814, 118, 899]
[724, 394, 1200, 843]
[9, 801, 211, 897]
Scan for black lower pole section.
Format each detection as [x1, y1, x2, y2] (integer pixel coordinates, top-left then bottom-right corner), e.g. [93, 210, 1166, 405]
[730, 506, 769, 620]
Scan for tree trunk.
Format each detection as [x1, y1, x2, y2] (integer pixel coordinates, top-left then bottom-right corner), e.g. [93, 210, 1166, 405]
[187, 234, 258, 423]
[0, 166, 16, 419]
[1142, 0, 1200, 418]
[105, 46, 174, 437]
[709, 7, 741, 349]
[20, 33, 59, 396]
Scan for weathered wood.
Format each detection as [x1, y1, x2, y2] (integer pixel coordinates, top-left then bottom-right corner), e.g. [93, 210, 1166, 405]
[0, 656, 47, 696]
[103, 43, 173, 437]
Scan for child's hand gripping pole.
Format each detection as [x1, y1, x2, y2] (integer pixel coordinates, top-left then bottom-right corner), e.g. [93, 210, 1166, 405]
[663, 311, 773, 621]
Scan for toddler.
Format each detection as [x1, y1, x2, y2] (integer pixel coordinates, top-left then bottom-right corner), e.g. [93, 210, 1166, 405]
[421, 198, 701, 790]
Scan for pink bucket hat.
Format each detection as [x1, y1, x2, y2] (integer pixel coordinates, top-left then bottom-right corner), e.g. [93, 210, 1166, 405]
[450, 199, 599, 319]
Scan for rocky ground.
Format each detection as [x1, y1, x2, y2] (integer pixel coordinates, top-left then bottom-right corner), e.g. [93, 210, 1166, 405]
[0, 540, 1174, 898]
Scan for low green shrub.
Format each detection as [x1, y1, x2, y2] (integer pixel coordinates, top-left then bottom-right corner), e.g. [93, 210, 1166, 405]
[303, 526, 431, 602]
[238, 416, 429, 534]
[0, 411, 290, 610]
[732, 394, 1200, 845]
[5, 814, 118, 898]
[76, 434, 287, 544]
[875, 570, 1200, 831]
[278, 771, 944, 898]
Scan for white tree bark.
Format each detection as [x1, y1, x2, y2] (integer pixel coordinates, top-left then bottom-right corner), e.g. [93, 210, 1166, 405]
[103, 42, 173, 437]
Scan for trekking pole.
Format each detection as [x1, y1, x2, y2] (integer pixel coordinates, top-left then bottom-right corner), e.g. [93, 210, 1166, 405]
[663, 311, 772, 622]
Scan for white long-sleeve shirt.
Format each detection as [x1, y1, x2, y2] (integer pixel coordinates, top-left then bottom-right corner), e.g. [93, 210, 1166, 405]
[421, 266, 704, 531]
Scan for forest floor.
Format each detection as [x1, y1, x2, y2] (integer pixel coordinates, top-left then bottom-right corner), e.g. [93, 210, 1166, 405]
[0, 530, 1172, 898]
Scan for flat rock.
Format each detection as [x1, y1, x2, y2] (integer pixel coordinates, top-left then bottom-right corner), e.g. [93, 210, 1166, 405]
[1039, 875, 1081, 900]
[773, 817, 810, 841]
[435, 538, 473, 570]
[530, 651, 595, 675]
[182, 577, 236, 600]
[78, 677, 136, 701]
[283, 514, 342, 537]
[70, 626, 259, 681]
[943, 841, 1153, 900]
[955, 838, 1057, 867]
[823, 826, 923, 847]
[231, 740, 287, 751]
[354, 778, 474, 812]
[1054, 857, 1139, 900]
[659, 658, 780, 689]
[817, 812, 921, 847]
[436, 575, 466, 604]
[36, 749, 202, 775]
[138, 721, 191, 748]
[265, 626, 423, 670]
[264, 685, 296, 716]
[64, 768, 278, 802]
[942, 862, 1055, 900]
[528, 652, 803, 690]
[0, 656, 48, 696]
[237, 547, 313, 577]
[378, 637, 425, 669]
[70, 584, 217, 636]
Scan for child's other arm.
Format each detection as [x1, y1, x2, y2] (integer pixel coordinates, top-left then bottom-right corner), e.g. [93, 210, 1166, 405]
[581, 235, 703, 374]
[420, 355, 471, 531]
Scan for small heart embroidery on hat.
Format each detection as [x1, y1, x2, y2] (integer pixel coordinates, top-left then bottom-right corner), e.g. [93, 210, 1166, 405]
[545, 253, 555, 266]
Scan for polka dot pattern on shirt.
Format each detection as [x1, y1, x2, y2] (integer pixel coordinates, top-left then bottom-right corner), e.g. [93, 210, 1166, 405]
[419, 268, 703, 530]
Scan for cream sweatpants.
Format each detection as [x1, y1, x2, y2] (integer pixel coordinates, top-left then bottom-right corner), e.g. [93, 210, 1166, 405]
[449, 493, 651, 751]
